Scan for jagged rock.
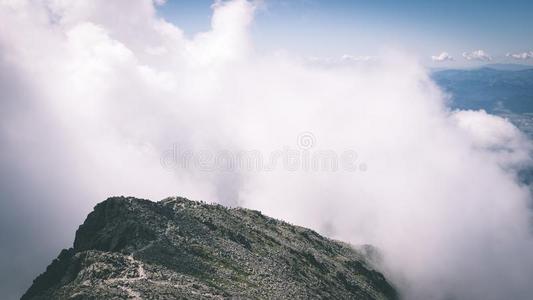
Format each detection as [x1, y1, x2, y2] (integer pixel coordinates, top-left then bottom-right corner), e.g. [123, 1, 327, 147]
[22, 196, 398, 299]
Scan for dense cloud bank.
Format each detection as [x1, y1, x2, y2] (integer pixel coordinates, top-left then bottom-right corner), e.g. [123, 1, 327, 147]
[1, 1, 532, 299]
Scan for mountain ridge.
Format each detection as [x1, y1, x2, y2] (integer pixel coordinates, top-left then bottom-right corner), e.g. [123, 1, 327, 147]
[22, 196, 398, 299]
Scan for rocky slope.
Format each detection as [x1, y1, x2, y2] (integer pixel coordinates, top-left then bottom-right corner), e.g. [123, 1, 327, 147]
[22, 196, 398, 299]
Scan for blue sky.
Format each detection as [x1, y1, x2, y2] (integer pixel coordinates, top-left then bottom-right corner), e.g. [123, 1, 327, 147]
[157, 0, 533, 67]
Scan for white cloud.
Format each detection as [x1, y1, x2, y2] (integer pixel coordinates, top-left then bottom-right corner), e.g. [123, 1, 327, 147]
[1, 1, 533, 300]
[462, 49, 492, 61]
[306, 54, 376, 65]
[452, 110, 532, 167]
[506, 51, 533, 60]
[431, 52, 454, 62]
[341, 54, 376, 62]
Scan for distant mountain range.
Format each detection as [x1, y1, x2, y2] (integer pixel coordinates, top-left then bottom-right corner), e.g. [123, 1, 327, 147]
[432, 65, 533, 114]
[22, 197, 397, 300]
[479, 64, 533, 71]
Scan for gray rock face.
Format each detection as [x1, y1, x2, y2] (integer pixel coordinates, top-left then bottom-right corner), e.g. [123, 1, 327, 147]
[22, 196, 398, 299]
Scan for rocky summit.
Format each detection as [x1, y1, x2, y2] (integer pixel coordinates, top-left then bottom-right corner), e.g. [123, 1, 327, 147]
[22, 196, 398, 300]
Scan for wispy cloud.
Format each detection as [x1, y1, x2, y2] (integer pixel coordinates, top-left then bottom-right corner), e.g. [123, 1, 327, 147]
[506, 51, 533, 60]
[306, 54, 377, 64]
[462, 50, 492, 61]
[431, 52, 454, 62]
[340, 54, 376, 62]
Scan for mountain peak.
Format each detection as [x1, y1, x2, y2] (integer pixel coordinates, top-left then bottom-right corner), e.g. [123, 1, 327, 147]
[23, 196, 398, 299]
